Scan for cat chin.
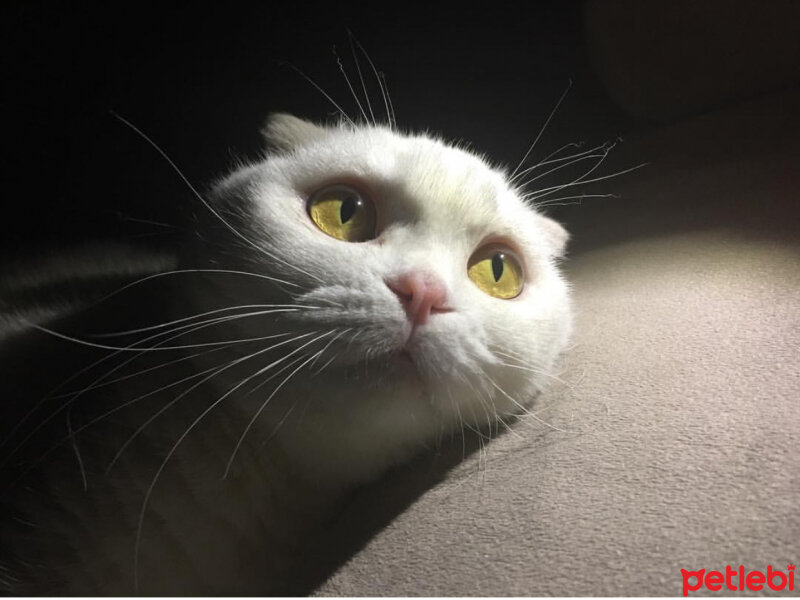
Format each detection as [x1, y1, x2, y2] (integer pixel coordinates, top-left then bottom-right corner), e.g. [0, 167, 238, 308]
[254, 352, 547, 488]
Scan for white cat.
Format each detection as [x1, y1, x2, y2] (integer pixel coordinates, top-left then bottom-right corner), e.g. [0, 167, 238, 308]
[207, 113, 573, 482]
[0, 113, 572, 594]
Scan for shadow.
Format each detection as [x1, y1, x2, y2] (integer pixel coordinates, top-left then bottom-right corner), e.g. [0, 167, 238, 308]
[279, 428, 491, 596]
[0, 268, 498, 595]
[548, 86, 800, 258]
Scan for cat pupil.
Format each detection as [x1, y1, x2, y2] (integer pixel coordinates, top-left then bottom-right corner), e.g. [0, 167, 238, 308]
[340, 196, 357, 223]
[492, 253, 504, 282]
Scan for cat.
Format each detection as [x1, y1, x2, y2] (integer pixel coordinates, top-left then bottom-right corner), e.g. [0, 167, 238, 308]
[0, 111, 572, 594]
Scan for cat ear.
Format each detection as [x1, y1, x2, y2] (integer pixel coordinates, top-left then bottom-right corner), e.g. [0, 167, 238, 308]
[535, 214, 570, 258]
[262, 113, 326, 152]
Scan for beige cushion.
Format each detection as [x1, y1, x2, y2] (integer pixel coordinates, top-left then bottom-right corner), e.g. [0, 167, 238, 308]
[311, 89, 800, 595]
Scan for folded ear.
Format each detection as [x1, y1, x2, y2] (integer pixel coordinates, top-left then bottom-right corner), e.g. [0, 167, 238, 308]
[261, 113, 326, 152]
[535, 213, 570, 258]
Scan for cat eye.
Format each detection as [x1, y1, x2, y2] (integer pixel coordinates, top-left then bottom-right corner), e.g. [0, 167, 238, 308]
[467, 244, 524, 299]
[307, 184, 376, 242]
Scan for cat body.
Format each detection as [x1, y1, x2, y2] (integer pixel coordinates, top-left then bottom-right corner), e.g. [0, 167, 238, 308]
[0, 114, 572, 594]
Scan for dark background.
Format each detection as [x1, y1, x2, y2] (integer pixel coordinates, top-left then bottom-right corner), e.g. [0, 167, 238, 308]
[3, 4, 799, 594]
[2, 2, 633, 262]
[5, 1, 798, 264]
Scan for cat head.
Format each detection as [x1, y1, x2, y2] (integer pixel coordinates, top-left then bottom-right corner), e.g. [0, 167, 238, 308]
[201, 113, 572, 481]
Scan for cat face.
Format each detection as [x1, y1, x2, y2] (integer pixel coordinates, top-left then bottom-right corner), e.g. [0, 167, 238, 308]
[204, 114, 572, 480]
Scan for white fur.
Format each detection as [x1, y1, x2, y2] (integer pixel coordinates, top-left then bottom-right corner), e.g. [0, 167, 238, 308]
[205, 114, 573, 486]
[3, 115, 574, 594]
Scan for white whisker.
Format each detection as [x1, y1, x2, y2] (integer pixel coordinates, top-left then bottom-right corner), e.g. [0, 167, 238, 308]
[307, 328, 350, 371]
[110, 112, 325, 284]
[108, 331, 319, 475]
[248, 349, 327, 457]
[133, 328, 333, 590]
[520, 152, 609, 190]
[0, 350, 247, 494]
[348, 33, 376, 125]
[282, 62, 355, 126]
[528, 162, 648, 203]
[480, 368, 572, 434]
[51, 345, 232, 400]
[514, 140, 613, 186]
[380, 72, 397, 130]
[222, 329, 336, 478]
[81, 268, 303, 315]
[509, 79, 572, 181]
[333, 46, 369, 124]
[89, 304, 319, 338]
[348, 32, 394, 129]
[530, 192, 617, 208]
[24, 311, 303, 352]
[66, 409, 88, 492]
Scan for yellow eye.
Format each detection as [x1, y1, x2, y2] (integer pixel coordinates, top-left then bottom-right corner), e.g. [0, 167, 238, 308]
[307, 185, 376, 242]
[467, 245, 524, 299]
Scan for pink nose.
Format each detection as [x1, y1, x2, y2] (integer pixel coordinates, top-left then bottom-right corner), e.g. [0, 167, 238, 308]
[387, 272, 450, 326]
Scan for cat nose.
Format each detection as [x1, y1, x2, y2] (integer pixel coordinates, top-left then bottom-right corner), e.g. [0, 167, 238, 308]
[386, 272, 450, 326]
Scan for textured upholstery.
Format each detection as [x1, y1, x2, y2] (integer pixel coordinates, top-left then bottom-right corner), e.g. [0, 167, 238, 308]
[312, 89, 800, 596]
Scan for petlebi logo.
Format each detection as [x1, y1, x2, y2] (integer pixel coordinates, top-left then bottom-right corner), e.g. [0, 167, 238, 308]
[681, 563, 795, 596]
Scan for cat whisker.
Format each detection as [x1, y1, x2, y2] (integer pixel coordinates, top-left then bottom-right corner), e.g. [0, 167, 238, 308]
[113, 213, 182, 230]
[0, 320, 205, 454]
[79, 268, 303, 316]
[301, 295, 346, 309]
[528, 161, 648, 203]
[380, 72, 397, 130]
[462, 423, 488, 483]
[0, 350, 248, 495]
[348, 32, 376, 126]
[494, 411, 524, 441]
[508, 78, 572, 181]
[0, 318, 294, 471]
[491, 349, 575, 390]
[332, 45, 370, 124]
[0, 358, 99, 453]
[109, 330, 321, 476]
[66, 408, 88, 492]
[282, 61, 356, 127]
[446, 385, 468, 461]
[347, 31, 395, 129]
[307, 327, 351, 372]
[47, 323, 294, 426]
[518, 138, 617, 192]
[479, 368, 573, 434]
[291, 329, 352, 428]
[455, 371, 500, 439]
[248, 346, 331, 458]
[463, 422, 492, 443]
[513, 140, 614, 186]
[111, 112, 325, 285]
[519, 152, 611, 191]
[472, 380, 501, 437]
[131, 328, 335, 589]
[24, 310, 304, 352]
[309, 352, 338, 377]
[530, 192, 618, 209]
[88, 304, 320, 338]
[530, 140, 586, 169]
[342, 328, 365, 355]
[455, 390, 467, 460]
[496, 360, 576, 395]
[57, 325, 294, 408]
[50, 344, 233, 400]
[222, 329, 337, 478]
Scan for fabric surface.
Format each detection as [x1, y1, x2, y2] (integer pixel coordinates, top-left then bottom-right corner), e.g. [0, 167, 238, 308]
[312, 89, 800, 595]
